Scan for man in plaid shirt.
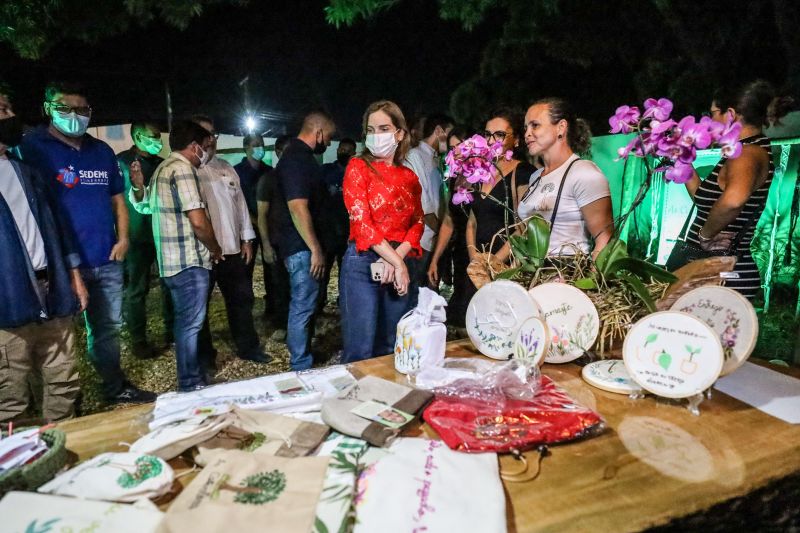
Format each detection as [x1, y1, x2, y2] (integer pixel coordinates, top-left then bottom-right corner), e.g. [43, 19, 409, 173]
[129, 120, 222, 391]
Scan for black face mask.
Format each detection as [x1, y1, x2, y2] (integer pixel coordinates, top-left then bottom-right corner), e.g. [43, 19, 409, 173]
[313, 132, 327, 155]
[0, 115, 24, 147]
[337, 153, 352, 166]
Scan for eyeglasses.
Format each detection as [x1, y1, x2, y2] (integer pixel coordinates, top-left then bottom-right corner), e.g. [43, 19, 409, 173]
[483, 130, 509, 141]
[46, 102, 92, 117]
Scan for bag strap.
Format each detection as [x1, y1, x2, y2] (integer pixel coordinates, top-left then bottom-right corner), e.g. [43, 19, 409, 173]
[510, 165, 519, 211]
[729, 205, 760, 252]
[678, 204, 697, 240]
[549, 158, 581, 227]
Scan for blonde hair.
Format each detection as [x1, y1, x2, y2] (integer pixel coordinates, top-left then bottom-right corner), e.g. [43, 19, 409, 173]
[360, 100, 411, 166]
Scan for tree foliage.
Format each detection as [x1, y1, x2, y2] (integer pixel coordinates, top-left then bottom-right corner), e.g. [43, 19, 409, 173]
[0, 0, 245, 59]
[326, 0, 800, 130]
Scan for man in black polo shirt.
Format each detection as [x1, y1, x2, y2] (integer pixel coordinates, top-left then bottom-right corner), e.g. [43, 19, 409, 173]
[117, 121, 174, 358]
[272, 112, 335, 370]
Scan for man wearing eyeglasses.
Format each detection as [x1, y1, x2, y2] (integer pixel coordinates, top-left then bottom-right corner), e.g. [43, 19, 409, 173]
[19, 81, 156, 406]
[404, 113, 453, 305]
[117, 122, 174, 360]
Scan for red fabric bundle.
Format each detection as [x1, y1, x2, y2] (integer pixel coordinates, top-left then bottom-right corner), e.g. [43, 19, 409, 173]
[423, 375, 604, 453]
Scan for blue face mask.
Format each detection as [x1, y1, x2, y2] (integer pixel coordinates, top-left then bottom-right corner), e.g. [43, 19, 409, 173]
[251, 147, 265, 161]
[51, 110, 90, 138]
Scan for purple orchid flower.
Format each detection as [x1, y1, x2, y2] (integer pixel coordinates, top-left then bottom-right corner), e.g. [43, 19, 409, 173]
[665, 161, 694, 184]
[452, 187, 474, 205]
[642, 98, 674, 121]
[718, 120, 743, 158]
[609, 105, 641, 134]
[677, 116, 712, 149]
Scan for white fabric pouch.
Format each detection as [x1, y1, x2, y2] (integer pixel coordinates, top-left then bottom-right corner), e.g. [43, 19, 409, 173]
[38, 452, 174, 503]
[394, 287, 448, 374]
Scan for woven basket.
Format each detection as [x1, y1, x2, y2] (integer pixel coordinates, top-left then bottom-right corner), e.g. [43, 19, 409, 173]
[0, 428, 67, 496]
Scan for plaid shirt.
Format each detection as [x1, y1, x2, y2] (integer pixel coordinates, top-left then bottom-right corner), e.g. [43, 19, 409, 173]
[129, 152, 211, 277]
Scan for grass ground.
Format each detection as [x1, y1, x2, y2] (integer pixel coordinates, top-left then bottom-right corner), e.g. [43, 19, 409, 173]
[73, 263, 799, 416]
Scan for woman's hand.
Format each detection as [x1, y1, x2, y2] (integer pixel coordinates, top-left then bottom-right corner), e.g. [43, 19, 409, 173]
[699, 230, 736, 252]
[393, 262, 410, 296]
[378, 258, 395, 285]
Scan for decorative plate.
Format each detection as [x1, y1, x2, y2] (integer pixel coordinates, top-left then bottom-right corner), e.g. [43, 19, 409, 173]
[513, 317, 550, 366]
[466, 280, 542, 360]
[623, 311, 724, 399]
[581, 359, 639, 394]
[670, 286, 758, 376]
[528, 282, 600, 364]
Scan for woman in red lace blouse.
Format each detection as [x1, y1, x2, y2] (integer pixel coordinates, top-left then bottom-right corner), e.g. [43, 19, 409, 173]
[340, 100, 424, 362]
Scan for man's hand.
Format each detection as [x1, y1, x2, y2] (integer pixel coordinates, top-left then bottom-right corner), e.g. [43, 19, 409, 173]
[210, 243, 225, 264]
[130, 160, 145, 190]
[427, 261, 439, 287]
[262, 243, 276, 264]
[241, 241, 254, 265]
[310, 247, 325, 280]
[109, 238, 129, 261]
[70, 270, 89, 312]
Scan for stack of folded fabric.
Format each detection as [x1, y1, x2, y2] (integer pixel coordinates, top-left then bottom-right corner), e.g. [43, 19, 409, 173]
[322, 376, 433, 447]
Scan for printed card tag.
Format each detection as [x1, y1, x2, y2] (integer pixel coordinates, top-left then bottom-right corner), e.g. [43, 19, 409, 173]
[350, 401, 413, 429]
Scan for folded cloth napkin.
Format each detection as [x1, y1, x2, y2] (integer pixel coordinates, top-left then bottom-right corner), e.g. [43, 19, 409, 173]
[1, 491, 163, 533]
[194, 407, 330, 466]
[321, 376, 433, 447]
[38, 452, 174, 503]
[158, 451, 329, 533]
[353, 437, 506, 533]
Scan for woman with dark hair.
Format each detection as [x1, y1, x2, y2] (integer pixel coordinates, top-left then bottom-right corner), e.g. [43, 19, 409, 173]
[340, 100, 424, 361]
[465, 108, 535, 277]
[517, 97, 613, 257]
[682, 80, 794, 299]
[427, 125, 472, 326]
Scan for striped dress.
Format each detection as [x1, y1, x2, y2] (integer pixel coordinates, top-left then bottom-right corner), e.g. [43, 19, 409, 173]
[686, 135, 773, 300]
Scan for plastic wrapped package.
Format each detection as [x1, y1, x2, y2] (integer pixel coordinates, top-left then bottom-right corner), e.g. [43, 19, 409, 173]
[421, 359, 605, 453]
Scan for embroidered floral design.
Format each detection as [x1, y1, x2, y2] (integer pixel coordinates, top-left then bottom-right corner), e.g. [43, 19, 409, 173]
[231, 470, 287, 505]
[24, 518, 60, 533]
[237, 432, 267, 452]
[116, 455, 163, 489]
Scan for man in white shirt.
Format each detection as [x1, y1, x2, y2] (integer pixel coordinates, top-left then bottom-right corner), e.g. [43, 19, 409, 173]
[404, 113, 453, 305]
[191, 116, 269, 370]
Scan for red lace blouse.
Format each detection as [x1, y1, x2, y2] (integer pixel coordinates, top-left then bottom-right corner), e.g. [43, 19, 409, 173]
[343, 157, 424, 256]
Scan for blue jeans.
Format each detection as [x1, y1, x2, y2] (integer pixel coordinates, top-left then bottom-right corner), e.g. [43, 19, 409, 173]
[284, 251, 320, 370]
[82, 262, 125, 398]
[162, 267, 210, 390]
[339, 243, 415, 363]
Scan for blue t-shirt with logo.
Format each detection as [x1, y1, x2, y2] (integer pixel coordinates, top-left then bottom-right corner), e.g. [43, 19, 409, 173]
[20, 126, 124, 268]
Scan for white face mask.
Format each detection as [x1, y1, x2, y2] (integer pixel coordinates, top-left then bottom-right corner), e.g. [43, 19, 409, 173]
[194, 145, 209, 167]
[365, 131, 399, 158]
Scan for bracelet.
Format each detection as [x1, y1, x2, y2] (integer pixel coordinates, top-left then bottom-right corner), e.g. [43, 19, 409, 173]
[697, 230, 713, 242]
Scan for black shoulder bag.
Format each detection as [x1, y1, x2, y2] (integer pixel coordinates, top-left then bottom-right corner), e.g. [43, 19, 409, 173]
[664, 205, 758, 272]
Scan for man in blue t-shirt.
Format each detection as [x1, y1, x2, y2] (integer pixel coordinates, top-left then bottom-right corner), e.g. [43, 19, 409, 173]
[20, 81, 155, 405]
[271, 111, 335, 370]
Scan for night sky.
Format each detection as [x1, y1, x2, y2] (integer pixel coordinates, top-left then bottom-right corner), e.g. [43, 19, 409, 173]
[1, 0, 498, 138]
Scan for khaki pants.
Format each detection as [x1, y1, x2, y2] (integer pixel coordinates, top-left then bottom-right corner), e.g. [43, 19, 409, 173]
[0, 316, 79, 422]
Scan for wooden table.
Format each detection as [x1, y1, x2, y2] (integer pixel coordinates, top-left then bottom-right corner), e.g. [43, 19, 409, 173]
[56, 340, 800, 533]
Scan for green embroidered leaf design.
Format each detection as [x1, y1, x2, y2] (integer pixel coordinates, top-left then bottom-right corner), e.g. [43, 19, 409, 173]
[645, 333, 658, 347]
[25, 518, 60, 533]
[658, 350, 672, 371]
[238, 432, 266, 452]
[314, 517, 330, 533]
[233, 470, 287, 505]
[117, 455, 163, 489]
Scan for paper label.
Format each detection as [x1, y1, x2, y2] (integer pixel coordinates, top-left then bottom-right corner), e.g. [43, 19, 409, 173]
[350, 401, 413, 429]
